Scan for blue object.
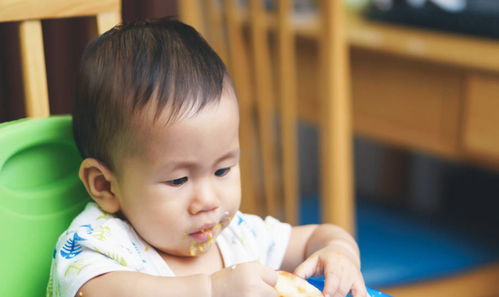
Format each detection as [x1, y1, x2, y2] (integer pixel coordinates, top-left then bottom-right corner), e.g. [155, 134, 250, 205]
[300, 195, 499, 287]
[356, 201, 499, 287]
[307, 276, 391, 297]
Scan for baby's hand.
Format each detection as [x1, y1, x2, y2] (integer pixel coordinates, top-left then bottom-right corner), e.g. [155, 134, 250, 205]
[210, 261, 278, 297]
[294, 245, 368, 297]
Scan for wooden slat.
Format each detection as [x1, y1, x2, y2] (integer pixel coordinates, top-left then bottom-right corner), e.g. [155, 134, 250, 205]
[223, 0, 260, 216]
[277, 0, 298, 225]
[249, 0, 279, 217]
[96, 11, 121, 35]
[319, 0, 355, 233]
[19, 20, 50, 118]
[206, 0, 228, 65]
[0, 0, 120, 22]
[178, 0, 206, 37]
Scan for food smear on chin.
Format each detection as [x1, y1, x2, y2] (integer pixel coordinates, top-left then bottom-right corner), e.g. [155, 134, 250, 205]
[187, 213, 233, 256]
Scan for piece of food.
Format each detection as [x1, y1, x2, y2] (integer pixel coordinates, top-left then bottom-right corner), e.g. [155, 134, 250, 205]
[275, 271, 323, 297]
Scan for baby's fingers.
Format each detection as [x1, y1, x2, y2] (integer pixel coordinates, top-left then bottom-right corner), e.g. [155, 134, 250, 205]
[333, 274, 354, 297]
[294, 255, 319, 279]
[323, 270, 340, 297]
[258, 265, 278, 288]
[351, 277, 369, 297]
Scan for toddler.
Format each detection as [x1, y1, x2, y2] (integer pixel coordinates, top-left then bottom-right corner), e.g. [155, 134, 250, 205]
[47, 18, 368, 297]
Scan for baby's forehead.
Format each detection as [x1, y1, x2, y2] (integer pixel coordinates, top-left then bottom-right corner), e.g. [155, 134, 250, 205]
[128, 101, 198, 134]
[119, 102, 199, 153]
[129, 83, 236, 129]
[118, 84, 237, 153]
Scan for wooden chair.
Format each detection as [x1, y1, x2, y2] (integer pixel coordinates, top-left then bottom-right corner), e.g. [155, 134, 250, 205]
[180, 0, 355, 232]
[0, 0, 121, 118]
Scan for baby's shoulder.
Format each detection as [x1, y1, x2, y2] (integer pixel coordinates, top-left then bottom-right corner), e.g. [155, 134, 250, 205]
[65, 202, 123, 233]
[55, 202, 133, 253]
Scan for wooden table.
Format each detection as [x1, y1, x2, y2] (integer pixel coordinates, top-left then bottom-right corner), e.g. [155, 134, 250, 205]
[293, 12, 499, 168]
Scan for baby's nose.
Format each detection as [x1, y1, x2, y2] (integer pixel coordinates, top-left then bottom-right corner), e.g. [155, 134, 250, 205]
[188, 181, 219, 214]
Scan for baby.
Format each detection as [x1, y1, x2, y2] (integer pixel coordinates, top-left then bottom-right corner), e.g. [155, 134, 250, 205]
[47, 18, 368, 297]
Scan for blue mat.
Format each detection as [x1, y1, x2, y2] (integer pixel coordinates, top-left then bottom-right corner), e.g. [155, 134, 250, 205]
[307, 277, 391, 297]
[300, 195, 499, 287]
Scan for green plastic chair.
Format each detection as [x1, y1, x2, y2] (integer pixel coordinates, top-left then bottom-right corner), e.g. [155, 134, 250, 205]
[0, 115, 90, 297]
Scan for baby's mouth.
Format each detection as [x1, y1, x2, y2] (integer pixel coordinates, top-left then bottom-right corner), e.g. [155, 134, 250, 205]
[189, 224, 219, 242]
[186, 211, 233, 256]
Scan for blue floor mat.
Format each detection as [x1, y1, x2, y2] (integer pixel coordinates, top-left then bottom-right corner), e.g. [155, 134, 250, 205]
[300, 195, 499, 288]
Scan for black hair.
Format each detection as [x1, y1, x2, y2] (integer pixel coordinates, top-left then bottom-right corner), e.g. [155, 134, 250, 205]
[72, 18, 229, 170]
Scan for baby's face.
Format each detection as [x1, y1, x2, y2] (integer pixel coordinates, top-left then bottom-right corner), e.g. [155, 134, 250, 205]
[111, 89, 241, 258]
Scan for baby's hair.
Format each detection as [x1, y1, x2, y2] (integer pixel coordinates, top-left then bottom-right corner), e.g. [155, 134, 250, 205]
[72, 18, 228, 170]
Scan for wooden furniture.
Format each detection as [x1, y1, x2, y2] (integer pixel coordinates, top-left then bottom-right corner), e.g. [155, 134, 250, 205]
[180, 0, 356, 232]
[0, 0, 121, 118]
[223, 8, 499, 165]
[306, 11, 499, 297]
[350, 16, 499, 166]
[295, 12, 499, 297]
[382, 262, 499, 297]
[182, 3, 499, 297]
[347, 14, 499, 297]
[294, 12, 499, 167]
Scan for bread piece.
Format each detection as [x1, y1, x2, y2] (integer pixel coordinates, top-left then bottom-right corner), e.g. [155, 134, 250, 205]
[275, 271, 323, 297]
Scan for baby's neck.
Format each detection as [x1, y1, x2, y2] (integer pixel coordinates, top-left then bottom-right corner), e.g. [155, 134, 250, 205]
[159, 243, 225, 276]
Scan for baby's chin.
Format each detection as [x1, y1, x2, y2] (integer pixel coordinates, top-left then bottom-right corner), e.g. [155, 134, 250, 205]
[154, 247, 195, 259]
[187, 234, 220, 256]
[154, 240, 217, 258]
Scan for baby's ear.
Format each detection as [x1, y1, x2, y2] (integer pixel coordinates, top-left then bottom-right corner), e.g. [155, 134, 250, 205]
[78, 158, 121, 214]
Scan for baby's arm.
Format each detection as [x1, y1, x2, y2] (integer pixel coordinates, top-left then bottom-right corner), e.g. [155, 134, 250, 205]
[281, 224, 367, 297]
[79, 271, 211, 297]
[78, 261, 278, 297]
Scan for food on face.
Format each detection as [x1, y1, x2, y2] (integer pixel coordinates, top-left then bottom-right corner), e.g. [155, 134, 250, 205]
[188, 224, 220, 256]
[275, 271, 323, 297]
[187, 212, 233, 256]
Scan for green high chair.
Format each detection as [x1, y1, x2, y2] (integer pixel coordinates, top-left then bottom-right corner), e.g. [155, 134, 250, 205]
[0, 116, 90, 297]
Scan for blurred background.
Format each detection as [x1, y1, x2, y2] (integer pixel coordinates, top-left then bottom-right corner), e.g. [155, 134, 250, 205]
[1, 0, 498, 296]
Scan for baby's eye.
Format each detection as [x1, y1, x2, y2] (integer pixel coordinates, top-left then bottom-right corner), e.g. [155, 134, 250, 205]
[215, 167, 230, 177]
[166, 176, 188, 186]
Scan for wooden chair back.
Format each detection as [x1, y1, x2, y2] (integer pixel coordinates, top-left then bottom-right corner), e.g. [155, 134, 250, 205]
[180, 0, 355, 232]
[0, 0, 121, 118]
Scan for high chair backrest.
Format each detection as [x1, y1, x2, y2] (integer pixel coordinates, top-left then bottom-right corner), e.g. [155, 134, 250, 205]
[180, 0, 355, 232]
[0, 116, 88, 297]
[0, 1, 120, 296]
